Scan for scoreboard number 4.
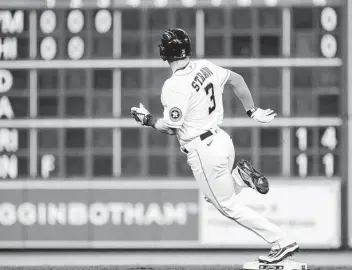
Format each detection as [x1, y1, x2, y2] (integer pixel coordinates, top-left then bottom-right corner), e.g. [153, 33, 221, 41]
[320, 126, 337, 150]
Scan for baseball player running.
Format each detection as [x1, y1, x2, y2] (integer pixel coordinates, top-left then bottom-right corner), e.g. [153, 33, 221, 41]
[131, 28, 299, 264]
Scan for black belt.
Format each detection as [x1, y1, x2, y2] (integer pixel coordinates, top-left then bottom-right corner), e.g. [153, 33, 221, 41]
[200, 130, 213, 141]
[183, 131, 213, 154]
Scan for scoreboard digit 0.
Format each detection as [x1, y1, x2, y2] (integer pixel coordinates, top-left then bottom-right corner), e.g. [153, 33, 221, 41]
[37, 9, 114, 60]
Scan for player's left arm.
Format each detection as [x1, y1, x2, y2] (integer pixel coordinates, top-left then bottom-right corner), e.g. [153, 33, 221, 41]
[130, 82, 189, 135]
[130, 104, 176, 135]
[146, 117, 177, 135]
[148, 88, 189, 135]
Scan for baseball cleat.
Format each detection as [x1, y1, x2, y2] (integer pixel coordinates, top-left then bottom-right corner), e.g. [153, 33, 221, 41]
[258, 242, 300, 264]
[236, 160, 269, 194]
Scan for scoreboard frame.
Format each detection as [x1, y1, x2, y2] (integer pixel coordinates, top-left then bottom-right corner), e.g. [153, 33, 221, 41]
[0, 4, 347, 178]
[0, 0, 350, 249]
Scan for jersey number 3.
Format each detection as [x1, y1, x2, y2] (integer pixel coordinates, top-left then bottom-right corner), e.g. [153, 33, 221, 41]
[205, 83, 216, 114]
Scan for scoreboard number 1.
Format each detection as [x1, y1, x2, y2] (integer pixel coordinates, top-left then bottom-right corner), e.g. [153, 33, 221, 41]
[296, 153, 308, 178]
[296, 127, 307, 151]
[322, 153, 334, 178]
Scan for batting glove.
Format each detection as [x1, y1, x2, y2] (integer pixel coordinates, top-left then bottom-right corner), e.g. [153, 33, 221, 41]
[131, 103, 151, 126]
[247, 107, 277, 123]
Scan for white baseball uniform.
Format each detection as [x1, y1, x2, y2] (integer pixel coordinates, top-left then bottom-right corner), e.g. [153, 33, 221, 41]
[161, 59, 286, 244]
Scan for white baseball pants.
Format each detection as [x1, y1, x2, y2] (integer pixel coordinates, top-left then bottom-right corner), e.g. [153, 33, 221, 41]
[182, 127, 286, 244]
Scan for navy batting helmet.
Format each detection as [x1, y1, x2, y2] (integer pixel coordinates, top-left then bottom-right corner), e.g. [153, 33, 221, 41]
[158, 28, 192, 62]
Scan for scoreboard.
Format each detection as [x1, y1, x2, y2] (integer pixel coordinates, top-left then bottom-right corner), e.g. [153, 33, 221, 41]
[0, 0, 349, 181]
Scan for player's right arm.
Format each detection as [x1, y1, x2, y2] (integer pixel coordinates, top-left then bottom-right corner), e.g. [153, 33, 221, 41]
[204, 59, 276, 123]
[225, 69, 277, 123]
[202, 60, 255, 111]
[226, 71, 255, 112]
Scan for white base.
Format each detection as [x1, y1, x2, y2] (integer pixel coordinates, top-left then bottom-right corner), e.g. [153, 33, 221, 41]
[243, 259, 308, 270]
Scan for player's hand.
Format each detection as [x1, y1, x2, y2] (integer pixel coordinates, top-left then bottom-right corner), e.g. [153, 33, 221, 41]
[251, 108, 277, 123]
[131, 103, 151, 126]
